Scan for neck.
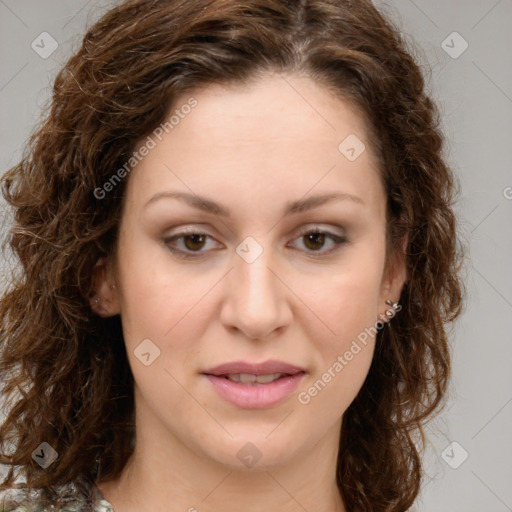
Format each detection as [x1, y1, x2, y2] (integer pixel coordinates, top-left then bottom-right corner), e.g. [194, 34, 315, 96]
[97, 415, 346, 512]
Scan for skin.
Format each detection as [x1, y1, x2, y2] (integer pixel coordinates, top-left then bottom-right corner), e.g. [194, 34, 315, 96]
[91, 71, 406, 512]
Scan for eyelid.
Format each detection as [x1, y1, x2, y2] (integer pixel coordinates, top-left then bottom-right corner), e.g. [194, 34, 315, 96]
[294, 224, 346, 238]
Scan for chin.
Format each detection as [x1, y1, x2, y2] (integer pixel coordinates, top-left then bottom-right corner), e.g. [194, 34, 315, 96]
[200, 435, 296, 471]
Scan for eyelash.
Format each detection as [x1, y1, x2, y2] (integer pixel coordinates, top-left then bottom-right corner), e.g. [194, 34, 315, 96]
[162, 226, 348, 259]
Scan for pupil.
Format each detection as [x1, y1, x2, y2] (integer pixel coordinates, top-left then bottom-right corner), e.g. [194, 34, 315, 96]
[184, 234, 205, 251]
[305, 233, 324, 250]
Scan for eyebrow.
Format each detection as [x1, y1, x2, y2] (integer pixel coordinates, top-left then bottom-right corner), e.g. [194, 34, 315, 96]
[143, 190, 364, 217]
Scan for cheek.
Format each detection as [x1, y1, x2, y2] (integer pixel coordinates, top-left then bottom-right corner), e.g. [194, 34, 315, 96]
[114, 236, 213, 410]
[114, 228, 207, 350]
[296, 249, 385, 405]
[308, 253, 385, 346]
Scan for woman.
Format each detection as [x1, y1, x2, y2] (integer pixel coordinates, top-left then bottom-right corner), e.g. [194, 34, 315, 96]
[0, 0, 464, 511]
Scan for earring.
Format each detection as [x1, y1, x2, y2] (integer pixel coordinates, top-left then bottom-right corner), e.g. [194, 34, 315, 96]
[110, 284, 116, 290]
[93, 296, 100, 305]
[385, 299, 400, 317]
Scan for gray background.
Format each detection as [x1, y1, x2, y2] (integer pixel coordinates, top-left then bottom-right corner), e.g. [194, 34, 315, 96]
[1, 1, 511, 510]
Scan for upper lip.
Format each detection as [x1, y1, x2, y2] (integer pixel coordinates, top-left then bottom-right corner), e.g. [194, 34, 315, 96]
[203, 359, 306, 376]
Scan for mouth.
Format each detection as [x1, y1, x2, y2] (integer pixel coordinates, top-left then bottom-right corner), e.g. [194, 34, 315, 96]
[201, 359, 307, 409]
[202, 359, 306, 378]
[202, 370, 306, 409]
[209, 372, 303, 385]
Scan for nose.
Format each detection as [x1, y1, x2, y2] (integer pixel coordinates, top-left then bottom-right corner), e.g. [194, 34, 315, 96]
[219, 247, 292, 340]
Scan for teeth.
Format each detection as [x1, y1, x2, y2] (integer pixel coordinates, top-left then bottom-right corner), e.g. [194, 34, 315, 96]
[224, 373, 284, 384]
[239, 373, 256, 384]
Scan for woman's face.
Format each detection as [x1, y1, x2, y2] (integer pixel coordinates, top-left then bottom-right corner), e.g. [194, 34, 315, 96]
[93, 72, 405, 471]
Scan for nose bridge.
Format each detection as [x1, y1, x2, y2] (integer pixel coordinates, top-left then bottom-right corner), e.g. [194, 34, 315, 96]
[238, 247, 274, 293]
[235, 243, 278, 306]
[221, 241, 289, 338]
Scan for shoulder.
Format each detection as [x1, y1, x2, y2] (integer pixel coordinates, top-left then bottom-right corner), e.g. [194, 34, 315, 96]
[0, 479, 114, 512]
[1, 487, 38, 512]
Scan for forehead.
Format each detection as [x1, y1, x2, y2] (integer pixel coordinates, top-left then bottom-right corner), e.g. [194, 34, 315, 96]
[125, 72, 385, 217]
[170, 73, 372, 155]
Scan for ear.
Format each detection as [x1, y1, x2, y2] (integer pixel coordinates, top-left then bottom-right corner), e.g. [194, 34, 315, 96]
[378, 235, 408, 318]
[89, 256, 121, 317]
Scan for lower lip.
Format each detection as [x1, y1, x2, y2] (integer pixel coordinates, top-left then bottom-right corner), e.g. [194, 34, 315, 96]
[203, 373, 305, 409]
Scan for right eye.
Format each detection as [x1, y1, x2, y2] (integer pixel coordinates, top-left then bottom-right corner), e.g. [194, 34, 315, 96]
[163, 231, 223, 259]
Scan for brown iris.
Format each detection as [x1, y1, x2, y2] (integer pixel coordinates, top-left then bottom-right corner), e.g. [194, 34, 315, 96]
[303, 232, 325, 251]
[183, 234, 207, 251]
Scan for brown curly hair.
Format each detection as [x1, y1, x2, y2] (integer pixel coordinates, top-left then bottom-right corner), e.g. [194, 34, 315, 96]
[0, 0, 464, 510]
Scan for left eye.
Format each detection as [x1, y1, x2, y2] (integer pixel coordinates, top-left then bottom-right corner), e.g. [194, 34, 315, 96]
[289, 229, 347, 255]
[163, 228, 347, 258]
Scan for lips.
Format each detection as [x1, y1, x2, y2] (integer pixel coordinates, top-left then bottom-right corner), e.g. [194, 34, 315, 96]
[202, 359, 306, 377]
[202, 359, 307, 409]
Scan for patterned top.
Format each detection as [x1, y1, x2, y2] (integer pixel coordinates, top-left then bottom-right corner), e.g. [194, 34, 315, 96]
[0, 480, 114, 512]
